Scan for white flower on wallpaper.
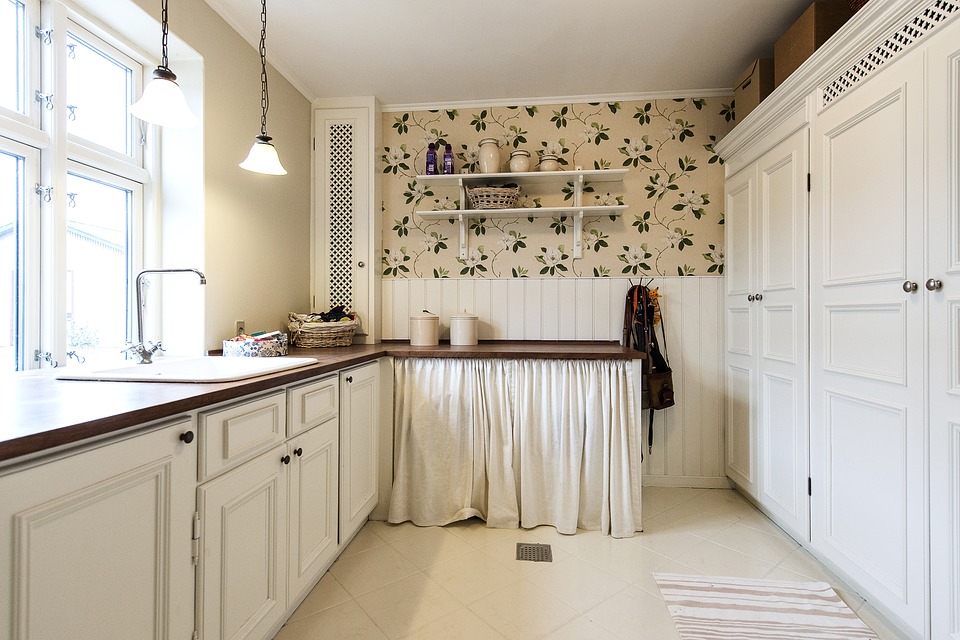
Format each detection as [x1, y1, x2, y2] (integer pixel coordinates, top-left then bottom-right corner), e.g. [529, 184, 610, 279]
[380, 98, 734, 278]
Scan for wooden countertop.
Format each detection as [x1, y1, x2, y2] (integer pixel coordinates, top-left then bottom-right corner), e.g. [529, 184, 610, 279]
[2, 341, 641, 465]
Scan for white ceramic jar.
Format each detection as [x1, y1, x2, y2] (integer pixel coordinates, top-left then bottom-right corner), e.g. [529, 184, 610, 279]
[449, 312, 478, 346]
[509, 149, 531, 172]
[538, 153, 560, 171]
[409, 311, 439, 346]
[478, 138, 501, 174]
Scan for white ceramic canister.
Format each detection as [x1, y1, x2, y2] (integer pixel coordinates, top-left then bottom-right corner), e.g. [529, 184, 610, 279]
[509, 149, 531, 172]
[478, 137, 501, 173]
[409, 310, 439, 346]
[538, 153, 560, 171]
[449, 311, 478, 346]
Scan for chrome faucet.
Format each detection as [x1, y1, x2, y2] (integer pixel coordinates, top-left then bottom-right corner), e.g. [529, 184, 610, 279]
[125, 268, 207, 364]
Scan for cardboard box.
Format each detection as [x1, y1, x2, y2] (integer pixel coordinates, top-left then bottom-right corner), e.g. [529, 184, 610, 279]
[734, 58, 774, 121]
[774, 2, 852, 86]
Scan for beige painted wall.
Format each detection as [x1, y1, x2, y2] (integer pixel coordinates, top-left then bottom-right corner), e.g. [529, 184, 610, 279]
[122, 0, 313, 350]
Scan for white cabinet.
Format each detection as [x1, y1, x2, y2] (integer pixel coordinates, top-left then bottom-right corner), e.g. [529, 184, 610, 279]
[724, 128, 809, 539]
[926, 14, 960, 640]
[197, 379, 345, 640]
[0, 418, 197, 640]
[415, 170, 628, 259]
[339, 361, 380, 542]
[809, 50, 926, 633]
[313, 97, 382, 343]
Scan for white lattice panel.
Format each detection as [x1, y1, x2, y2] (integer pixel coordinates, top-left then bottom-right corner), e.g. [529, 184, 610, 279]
[327, 123, 355, 311]
[821, 0, 960, 106]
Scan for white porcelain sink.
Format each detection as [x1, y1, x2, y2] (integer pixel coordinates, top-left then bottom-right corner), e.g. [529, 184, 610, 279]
[56, 356, 319, 383]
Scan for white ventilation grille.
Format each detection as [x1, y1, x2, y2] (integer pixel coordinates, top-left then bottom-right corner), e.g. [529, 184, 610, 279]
[822, 0, 960, 106]
[328, 123, 355, 311]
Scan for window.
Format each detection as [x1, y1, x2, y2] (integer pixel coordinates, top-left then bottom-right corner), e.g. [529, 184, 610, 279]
[1, 0, 151, 371]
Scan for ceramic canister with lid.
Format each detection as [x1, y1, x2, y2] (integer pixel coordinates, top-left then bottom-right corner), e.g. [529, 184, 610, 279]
[509, 149, 531, 172]
[449, 311, 478, 346]
[477, 137, 501, 173]
[538, 153, 560, 171]
[409, 310, 439, 346]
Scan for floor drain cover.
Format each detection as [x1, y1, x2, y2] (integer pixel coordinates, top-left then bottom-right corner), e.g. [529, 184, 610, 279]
[516, 542, 553, 562]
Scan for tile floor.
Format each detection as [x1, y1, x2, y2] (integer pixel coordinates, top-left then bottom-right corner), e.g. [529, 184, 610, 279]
[274, 487, 906, 640]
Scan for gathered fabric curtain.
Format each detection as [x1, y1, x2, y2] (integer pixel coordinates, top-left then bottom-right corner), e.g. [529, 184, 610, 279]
[388, 357, 643, 538]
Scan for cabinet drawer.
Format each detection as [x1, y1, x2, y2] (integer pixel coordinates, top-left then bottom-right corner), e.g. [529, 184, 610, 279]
[199, 391, 286, 481]
[287, 375, 338, 437]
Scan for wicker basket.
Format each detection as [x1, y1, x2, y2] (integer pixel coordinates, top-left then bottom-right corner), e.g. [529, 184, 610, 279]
[466, 186, 520, 210]
[288, 312, 358, 347]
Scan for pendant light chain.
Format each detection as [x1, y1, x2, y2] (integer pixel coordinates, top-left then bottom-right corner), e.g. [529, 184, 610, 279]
[160, 0, 169, 71]
[258, 0, 269, 137]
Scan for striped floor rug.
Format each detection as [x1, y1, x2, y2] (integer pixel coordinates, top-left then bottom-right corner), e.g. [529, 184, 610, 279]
[654, 573, 879, 639]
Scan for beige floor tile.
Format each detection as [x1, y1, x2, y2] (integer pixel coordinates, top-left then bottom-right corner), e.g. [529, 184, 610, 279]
[575, 536, 673, 583]
[423, 548, 522, 605]
[542, 614, 624, 640]
[586, 585, 681, 639]
[365, 519, 423, 543]
[287, 573, 352, 622]
[396, 607, 506, 640]
[339, 525, 387, 558]
[478, 535, 568, 577]
[273, 599, 387, 640]
[525, 556, 630, 613]
[633, 559, 704, 598]
[774, 547, 838, 583]
[354, 573, 462, 640]
[641, 503, 740, 539]
[674, 538, 775, 579]
[528, 524, 607, 557]
[707, 521, 800, 566]
[641, 486, 705, 517]
[329, 544, 420, 597]
[468, 580, 579, 640]
[443, 518, 534, 548]
[631, 526, 705, 559]
[389, 526, 476, 569]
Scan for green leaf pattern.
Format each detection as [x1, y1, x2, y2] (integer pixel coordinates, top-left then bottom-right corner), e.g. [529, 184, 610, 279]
[381, 98, 733, 278]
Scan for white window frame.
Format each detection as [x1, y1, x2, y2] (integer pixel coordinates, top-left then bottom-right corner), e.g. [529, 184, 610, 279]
[0, 0, 43, 137]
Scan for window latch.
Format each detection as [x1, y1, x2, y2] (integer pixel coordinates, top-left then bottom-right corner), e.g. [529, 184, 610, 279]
[35, 91, 54, 111]
[35, 27, 53, 45]
[34, 350, 59, 368]
[35, 184, 53, 202]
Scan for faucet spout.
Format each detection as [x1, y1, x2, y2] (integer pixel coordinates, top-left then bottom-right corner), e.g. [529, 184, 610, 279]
[132, 268, 207, 360]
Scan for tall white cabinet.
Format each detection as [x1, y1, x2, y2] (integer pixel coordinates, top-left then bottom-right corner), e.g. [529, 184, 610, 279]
[724, 127, 810, 539]
[313, 97, 383, 343]
[717, 2, 960, 637]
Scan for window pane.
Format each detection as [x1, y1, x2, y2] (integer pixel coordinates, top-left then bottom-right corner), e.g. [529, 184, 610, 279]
[0, 0, 26, 114]
[65, 171, 132, 364]
[66, 28, 136, 156]
[0, 149, 23, 370]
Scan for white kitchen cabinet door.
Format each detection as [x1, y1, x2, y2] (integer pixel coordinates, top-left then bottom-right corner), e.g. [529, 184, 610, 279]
[0, 418, 197, 640]
[198, 444, 288, 640]
[755, 129, 809, 541]
[724, 163, 759, 497]
[927, 13, 960, 640]
[287, 418, 339, 603]
[809, 50, 926, 634]
[313, 98, 382, 343]
[339, 361, 380, 542]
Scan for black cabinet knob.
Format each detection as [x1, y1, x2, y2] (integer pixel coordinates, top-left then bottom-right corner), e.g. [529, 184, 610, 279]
[179, 431, 195, 444]
[346, 376, 353, 383]
[281, 454, 291, 465]
[294, 447, 303, 457]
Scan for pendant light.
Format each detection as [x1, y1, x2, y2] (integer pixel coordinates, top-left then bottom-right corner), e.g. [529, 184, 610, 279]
[130, 0, 198, 128]
[240, 0, 287, 175]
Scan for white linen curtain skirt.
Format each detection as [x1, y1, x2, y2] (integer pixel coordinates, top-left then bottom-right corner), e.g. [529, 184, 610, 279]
[388, 357, 643, 538]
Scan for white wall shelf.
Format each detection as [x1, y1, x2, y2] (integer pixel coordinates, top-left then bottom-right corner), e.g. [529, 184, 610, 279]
[414, 169, 628, 259]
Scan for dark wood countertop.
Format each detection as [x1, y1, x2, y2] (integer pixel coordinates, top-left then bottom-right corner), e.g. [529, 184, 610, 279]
[2, 341, 641, 465]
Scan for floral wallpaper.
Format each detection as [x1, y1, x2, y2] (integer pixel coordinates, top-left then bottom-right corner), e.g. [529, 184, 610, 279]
[381, 98, 734, 279]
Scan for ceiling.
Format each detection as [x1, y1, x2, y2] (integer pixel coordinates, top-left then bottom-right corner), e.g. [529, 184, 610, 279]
[204, 0, 816, 109]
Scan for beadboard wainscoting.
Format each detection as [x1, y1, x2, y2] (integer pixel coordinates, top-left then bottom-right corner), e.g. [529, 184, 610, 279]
[381, 276, 727, 487]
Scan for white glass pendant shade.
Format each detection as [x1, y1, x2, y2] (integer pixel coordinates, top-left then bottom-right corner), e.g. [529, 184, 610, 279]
[130, 68, 198, 128]
[240, 135, 287, 175]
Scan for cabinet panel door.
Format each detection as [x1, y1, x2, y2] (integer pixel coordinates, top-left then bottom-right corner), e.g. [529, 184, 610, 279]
[724, 166, 758, 496]
[340, 361, 380, 542]
[928, 14, 960, 640]
[288, 418, 339, 603]
[756, 130, 809, 540]
[810, 52, 925, 634]
[0, 419, 196, 640]
[198, 445, 288, 640]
